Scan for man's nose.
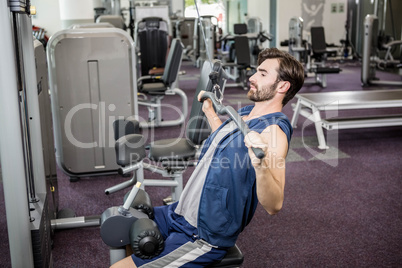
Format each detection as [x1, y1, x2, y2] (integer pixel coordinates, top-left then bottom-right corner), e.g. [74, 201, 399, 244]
[249, 73, 256, 82]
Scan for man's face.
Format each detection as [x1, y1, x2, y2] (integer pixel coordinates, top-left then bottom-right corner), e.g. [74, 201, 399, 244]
[247, 58, 280, 102]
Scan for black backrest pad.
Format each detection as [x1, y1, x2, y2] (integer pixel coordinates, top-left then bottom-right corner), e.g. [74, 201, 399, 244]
[115, 134, 146, 166]
[113, 118, 141, 141]
[234, 36, 251, 66]
[234, 23, 248, 35]
[186, 60, 227, 145]
[162, 38, 184, 86]
[138, 17, 169, 76]
[310, 26, 327, 53]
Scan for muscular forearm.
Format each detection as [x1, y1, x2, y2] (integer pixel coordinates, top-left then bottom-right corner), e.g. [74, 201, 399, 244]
[197, 90, 223, 132]
[254, 160, 285, 215]
[245, 126, 288, 215]
[204, 109, 222, 132]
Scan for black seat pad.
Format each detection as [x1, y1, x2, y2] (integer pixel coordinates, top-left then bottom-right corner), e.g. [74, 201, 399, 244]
[148, 138, 196, 161]
[141, 82, 167, 95]
[207, 245, 244, 267]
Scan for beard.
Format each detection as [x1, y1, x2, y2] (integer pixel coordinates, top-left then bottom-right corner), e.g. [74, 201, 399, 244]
[247, 80, 279, 102]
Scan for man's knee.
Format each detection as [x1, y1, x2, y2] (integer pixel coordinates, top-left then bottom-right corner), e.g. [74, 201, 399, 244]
[110, 256, 136, 268]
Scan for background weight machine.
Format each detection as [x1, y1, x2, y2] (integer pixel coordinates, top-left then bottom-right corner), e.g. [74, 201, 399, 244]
[0, 1, 53, 266]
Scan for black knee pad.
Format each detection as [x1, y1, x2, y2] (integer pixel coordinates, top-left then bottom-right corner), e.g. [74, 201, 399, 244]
[130, 218, 164, 259]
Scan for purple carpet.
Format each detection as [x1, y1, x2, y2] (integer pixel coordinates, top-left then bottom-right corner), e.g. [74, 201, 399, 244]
[1, 59, 401, 267]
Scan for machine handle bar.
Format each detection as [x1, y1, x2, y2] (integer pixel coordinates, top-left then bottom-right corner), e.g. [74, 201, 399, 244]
[200, 91, 265, 159]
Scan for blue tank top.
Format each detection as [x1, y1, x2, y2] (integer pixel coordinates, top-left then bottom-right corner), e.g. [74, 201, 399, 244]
[195, 105, 293, 248]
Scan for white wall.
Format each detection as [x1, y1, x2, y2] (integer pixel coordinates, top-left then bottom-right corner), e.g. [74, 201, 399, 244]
[172, 0, 184, 17]
[31, 0, 62, 37]
[322, 0, 348, 45]
[277, 0, 302, 49]
[247, 0, 269, 32]
[31, 0, 97, 37]
[31, 0, 184, 38]
[277, 0, 347, 49]
[247, 0, 269, 48]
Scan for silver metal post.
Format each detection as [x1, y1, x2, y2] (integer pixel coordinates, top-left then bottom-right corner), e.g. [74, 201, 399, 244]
[0, 2, 35, 267]
[382, 0, 387, 33]
[19, 14, 47, 196]
[111, 0, 121, 15]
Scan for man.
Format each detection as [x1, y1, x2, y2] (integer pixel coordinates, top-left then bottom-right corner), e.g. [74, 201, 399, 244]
[112, 48, 305, 267]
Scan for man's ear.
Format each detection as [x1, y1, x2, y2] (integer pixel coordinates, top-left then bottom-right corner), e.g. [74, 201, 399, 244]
[277, 81, 291, 93]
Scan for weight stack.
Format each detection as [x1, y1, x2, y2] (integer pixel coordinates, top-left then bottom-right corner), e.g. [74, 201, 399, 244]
[30, 193, 53, 268]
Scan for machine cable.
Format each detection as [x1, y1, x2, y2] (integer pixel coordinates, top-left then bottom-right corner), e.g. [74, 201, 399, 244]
[12, 11, 39, 218]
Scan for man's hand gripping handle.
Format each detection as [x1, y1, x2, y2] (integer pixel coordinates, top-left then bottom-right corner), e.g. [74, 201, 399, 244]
[200, 91, 265, 159]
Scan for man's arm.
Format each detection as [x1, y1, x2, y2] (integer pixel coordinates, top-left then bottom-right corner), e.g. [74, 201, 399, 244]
[244, 125, 288, 215]
[197, 90, 223, 132]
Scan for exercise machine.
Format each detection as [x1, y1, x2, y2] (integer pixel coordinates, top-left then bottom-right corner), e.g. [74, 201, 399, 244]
[102, 76, 225, 253]
[219, 24, 253, 83]
[193, 15, 219, 68]
[96, 14, 126, 29]
[282, 17, 341, 88]
[246, 16, 263, 35]
[136, 16, 170, 76]
[221, 34, 256, 90]
[361, 14, 402, 86]
[35, 39, 59, 222]
[285, 17, 308, 63]
[47, 27, 187, 199]
[219, 24, 253, 90]
[131, 4, 172, 74]
[137, 38, 188, 129]
[93, 0, 127, 27]
[101, 131, 245, 267]
[175, 17, 196, 61]
[101, 60, 247, 267]
[219, 23, 271, 90]
[245, 16, 273, 66]
[101, 135, 164, 264]
[63, 23, 185, 130]
[307, 26, 342, 88]
[47, 27, 139, 181]
[106, 60, 227, 203]
[0, 2, 54, 266]
[69, 22, 115, 29]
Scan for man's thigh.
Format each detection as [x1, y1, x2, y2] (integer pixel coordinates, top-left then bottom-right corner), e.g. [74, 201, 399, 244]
[132, 232, 227, 268]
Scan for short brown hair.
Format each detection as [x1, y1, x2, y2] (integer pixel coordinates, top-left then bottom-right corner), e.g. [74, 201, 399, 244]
[257, 48, 304, 106]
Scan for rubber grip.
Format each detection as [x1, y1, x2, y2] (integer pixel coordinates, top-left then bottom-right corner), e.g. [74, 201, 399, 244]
[252, 147, 265, 159]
